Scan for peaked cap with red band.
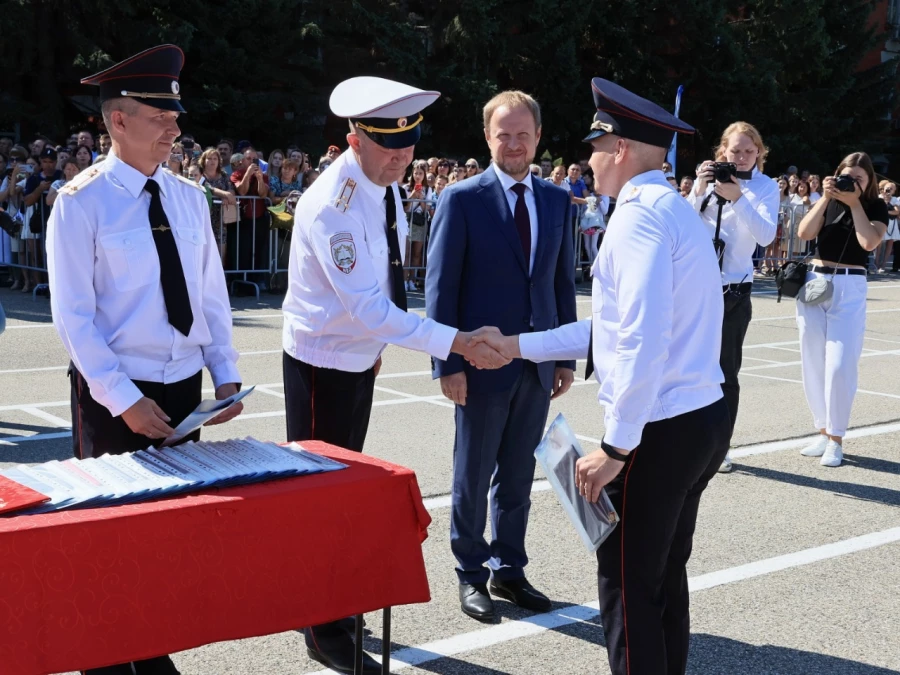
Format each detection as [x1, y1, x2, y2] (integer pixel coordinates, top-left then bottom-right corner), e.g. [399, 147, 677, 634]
[583, 78, 693, 148]
[81, 44, 186, 113]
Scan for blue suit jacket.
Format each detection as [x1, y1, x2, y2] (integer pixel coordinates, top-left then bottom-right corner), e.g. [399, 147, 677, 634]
[426, 168, 577, 393]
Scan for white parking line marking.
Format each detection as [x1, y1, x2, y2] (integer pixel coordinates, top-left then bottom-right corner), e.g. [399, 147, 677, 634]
[0, 400, 68, 412]
[742, 347, 900, 372]
[752, 307, 900, 323]
[420, 418, 900, 509]
[742, 371, 900, 399]
[0, 431, 72, 446]
[20, 407, 71, 428]
[307, 526, 900, 673]
[0, 365, 70, 375]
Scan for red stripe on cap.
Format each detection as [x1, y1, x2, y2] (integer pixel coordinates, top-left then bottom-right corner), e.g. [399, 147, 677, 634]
[93, 73, 180, 83]
[80, 44, 185, 84]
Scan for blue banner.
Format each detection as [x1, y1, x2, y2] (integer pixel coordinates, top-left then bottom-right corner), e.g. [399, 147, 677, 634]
[666, 85, 684, 175]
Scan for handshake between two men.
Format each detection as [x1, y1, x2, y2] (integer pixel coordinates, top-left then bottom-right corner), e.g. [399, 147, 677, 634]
[444, 326, 574, 407]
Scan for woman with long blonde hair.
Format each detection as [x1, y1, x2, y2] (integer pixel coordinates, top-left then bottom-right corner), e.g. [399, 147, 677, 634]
[687, 121, 779, 472]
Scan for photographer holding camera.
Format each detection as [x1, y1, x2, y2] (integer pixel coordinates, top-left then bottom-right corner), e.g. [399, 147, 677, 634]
[794, 152, 888, 468]
[687, 122, 778, 472]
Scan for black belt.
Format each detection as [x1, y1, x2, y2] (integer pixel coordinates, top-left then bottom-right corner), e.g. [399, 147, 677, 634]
[722, 282, 753, 293]
[811, 266, 866, 276]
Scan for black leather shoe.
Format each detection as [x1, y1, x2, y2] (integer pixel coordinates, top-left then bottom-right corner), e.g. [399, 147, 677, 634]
[133, 656, 180, 675]
[489, 577, 552, 612]
[459, 582, 496, 622]
[305, 629, 382, 674]
[337, 615, 369, 636]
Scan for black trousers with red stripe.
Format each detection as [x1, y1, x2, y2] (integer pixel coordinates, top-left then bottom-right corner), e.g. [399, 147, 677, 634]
[69, 365, 201, 675]
[69, 365, 202, 459]
[283, 351, 376, 649]
[597, 398, 730, 675]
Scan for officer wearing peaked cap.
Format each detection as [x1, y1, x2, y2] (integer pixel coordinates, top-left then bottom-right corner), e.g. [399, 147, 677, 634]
[47, 47, 242, 675]
[472, 78, 730, 675]
[281, 76, 507, 674]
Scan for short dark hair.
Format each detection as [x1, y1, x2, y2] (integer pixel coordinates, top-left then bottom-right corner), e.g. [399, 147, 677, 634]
[218, 138, 234, 149]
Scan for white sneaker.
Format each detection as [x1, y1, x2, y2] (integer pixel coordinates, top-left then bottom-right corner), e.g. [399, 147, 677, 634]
[717, 454, 733, 473]
[821, 440, 843, 467]
[800, 435, 828, 457]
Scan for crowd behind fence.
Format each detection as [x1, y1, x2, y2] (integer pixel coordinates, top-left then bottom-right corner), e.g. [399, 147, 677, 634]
[0, 196, 845, 301]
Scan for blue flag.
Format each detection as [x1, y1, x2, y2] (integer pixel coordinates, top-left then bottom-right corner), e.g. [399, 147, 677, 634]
[666, 85, 684, 174]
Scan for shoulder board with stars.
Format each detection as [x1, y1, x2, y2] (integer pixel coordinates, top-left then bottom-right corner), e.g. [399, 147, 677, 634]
[333, 178, 357, 213]
[171, 171, 206, 193]
[621, 185, 642, 204]
[59, 167, 102, 195]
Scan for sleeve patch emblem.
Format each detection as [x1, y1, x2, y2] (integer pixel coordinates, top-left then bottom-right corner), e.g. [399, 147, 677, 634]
[330, 232, 357, 274]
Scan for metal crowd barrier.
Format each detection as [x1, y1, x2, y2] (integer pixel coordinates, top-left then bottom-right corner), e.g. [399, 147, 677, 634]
[1, 196, 51, 300]
[210, 195, 279, 299]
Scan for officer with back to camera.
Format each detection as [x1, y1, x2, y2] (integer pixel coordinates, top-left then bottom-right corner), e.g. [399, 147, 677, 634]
[471, 78, 731, 675]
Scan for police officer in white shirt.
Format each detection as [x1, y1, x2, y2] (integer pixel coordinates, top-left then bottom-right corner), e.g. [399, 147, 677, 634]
[281, 76, 506, 675]
[471, 79, 730, 675]
[46, 45, 242, 675]
[687, 122, 778, 471]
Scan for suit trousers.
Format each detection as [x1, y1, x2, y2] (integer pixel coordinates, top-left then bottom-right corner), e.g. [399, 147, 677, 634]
[69, 366, 200, 675]
[282, 351, 376, 649]
[719, 289, 752, 439]
[796, 272, 867, 437]
[596, 398, 730, 675]
[451, 361, 551, 584]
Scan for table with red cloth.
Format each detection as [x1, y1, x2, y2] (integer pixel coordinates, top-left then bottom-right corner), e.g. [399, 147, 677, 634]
[0, 442, 432, 675]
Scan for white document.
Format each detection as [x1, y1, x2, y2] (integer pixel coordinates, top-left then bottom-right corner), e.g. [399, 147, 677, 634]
[534, 414, 619, 552]
[160, 386, 255, 447]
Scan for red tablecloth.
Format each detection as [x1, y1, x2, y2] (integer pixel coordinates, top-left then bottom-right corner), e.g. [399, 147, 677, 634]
[0, 443, 432, 675]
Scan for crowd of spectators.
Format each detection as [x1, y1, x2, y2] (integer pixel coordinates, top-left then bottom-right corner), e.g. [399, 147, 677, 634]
[2, 129, 899, 295]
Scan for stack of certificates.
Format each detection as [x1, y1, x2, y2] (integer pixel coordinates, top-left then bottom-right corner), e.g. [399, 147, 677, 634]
[0, 438, 346, 515]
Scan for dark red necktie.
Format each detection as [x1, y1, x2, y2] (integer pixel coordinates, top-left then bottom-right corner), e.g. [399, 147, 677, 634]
[510, 183, 531, 263]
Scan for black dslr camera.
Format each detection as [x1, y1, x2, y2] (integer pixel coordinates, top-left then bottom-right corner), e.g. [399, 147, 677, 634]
[834, 175, 859, 192]
[711, 162, 738, 182]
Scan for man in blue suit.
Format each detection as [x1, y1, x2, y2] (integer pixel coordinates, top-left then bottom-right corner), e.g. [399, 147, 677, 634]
[426, 90, 577, 622]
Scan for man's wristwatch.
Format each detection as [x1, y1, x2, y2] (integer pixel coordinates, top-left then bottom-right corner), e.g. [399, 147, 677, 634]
[601, 440, 630, 462]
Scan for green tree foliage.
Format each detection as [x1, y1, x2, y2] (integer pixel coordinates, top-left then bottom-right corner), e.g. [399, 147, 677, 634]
[0, 0, 895, 174]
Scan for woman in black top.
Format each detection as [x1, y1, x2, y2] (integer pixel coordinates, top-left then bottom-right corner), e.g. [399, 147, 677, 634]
[794, 152, 888, 468]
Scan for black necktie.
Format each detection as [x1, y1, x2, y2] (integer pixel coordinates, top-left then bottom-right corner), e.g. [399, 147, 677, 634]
[510, 183, 532, 265]
[585, 321, 594, 380]
[144, 179, 194, 336]
[385, 186, 407, 312]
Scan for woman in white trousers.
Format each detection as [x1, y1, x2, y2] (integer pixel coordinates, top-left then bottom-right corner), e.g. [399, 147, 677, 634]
[795, 152, 888, 467]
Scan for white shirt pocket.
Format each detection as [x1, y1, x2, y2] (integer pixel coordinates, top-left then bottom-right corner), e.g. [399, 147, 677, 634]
[99, 227, 157, 292]
[174, 226, 205, 282]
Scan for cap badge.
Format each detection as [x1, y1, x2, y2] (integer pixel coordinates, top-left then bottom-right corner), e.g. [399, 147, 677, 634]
[590, 120, 615, 133]
[171, 81, 180, 95]
[397, 117, 408, 129]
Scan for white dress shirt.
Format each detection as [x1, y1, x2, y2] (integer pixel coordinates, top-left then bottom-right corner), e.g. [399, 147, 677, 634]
[686, 168, 779, 285]
[47, 152, 240, 418]
[282, 149, 457, 372]
[519, 170, 725, 451]
[493, 162, 538, 274]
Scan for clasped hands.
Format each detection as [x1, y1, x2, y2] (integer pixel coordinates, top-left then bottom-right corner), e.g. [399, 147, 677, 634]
[451, 327, 520, 370]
